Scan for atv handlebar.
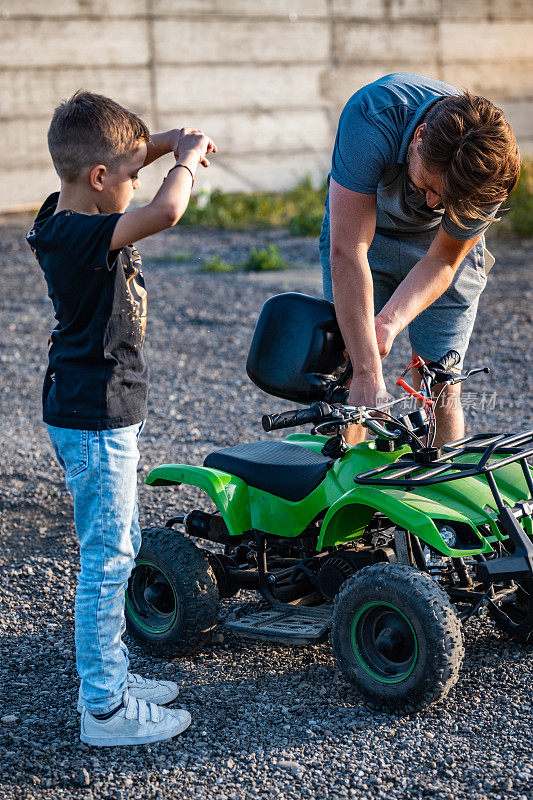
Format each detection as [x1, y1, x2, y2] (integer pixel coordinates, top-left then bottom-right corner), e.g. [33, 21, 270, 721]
[407, 349, 461, 394]
[262, 353, 489, 439]
[263, 401, 404, 437]
[262, 401, 333, 432]
[431, 349, 461, 373]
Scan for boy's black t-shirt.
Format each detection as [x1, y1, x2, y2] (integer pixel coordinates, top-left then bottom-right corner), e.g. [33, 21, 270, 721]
[27, 193, 148, 430]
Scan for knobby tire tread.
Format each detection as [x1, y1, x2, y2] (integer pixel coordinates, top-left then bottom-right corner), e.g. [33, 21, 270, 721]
[127, 526, 220, 656]
[332, 563, 464, 713]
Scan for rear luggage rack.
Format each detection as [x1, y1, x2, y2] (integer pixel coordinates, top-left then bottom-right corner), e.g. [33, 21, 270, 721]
[355, 430, 533, 492]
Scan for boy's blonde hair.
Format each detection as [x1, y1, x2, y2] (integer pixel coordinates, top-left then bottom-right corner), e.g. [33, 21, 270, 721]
[48, 90, 150, 181]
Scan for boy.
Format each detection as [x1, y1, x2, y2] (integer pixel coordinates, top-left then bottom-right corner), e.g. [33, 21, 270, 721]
[27, 91, 216, 746]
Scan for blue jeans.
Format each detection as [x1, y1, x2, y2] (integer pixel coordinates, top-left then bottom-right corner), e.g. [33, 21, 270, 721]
[47, 422, 144, 713]
[319, 212, 488, 367]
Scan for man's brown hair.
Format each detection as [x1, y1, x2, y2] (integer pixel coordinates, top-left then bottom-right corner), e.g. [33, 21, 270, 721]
[420, 92, 520, 225]
[48, 90, 150, 182]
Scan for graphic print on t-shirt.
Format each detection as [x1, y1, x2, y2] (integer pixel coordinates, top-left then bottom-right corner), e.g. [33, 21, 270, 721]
[124, 246, 147, 347]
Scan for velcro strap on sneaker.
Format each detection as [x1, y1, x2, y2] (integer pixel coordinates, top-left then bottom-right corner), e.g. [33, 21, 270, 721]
[125, 695, 138, 721]
[138, 699, 148, 726]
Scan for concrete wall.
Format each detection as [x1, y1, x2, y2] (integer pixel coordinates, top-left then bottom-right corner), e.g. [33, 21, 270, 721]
[1, 0, 532, 212]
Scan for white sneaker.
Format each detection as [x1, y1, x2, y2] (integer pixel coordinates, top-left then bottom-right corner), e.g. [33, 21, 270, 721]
[77, 672, 179, 713]
[80, 693, 191, 747]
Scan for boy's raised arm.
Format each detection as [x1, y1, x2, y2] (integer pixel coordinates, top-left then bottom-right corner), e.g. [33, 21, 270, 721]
[142, 130, 177, 167]
[109, 132, 216, 250]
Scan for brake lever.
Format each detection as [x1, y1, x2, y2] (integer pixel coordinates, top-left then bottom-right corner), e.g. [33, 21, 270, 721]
[465, 366, 490, 378]
[311, 399, 407, 437]
[449, 367, 490, 385]
[312, 421, 351, 436]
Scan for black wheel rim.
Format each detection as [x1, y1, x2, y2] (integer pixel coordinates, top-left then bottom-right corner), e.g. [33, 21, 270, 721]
[351, 601, 418, 684]
[126, 560, 178, 634]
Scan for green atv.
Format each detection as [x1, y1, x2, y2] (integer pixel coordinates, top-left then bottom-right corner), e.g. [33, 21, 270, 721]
[126, 293, 533, 712]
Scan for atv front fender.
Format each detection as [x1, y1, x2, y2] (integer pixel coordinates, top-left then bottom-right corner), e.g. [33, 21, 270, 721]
[317, 485, 491, 556]
[146, 464, 251, 536]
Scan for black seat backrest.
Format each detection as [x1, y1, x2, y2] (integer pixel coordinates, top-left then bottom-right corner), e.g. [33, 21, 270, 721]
[246, 293, 346, 403]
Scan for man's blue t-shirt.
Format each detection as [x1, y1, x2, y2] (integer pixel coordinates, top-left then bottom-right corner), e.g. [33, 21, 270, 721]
[328, 72, 499, 240]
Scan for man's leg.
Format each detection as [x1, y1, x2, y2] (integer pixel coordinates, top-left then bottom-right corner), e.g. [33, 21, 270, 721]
[410, 350, 464, 447]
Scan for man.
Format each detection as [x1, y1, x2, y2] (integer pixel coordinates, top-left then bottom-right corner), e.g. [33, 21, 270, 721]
[319, 73, 520, 447]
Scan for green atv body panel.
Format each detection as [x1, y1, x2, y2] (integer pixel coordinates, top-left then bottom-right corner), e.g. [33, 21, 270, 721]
[147, 464, 252, 535]
[146, 439, 407, 539]
[146, 433, 533, 555]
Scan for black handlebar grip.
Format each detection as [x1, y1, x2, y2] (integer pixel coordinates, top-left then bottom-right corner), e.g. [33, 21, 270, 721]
[262, 402, 331, 432]
[435, 349, 461, 371]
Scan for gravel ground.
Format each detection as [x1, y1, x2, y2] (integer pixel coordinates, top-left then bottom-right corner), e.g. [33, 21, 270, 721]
[0, 216, 532, 800]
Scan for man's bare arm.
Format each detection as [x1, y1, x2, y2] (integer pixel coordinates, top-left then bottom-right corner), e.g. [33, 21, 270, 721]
[375, 226, 483, 356]
[329, 178, 381, 378]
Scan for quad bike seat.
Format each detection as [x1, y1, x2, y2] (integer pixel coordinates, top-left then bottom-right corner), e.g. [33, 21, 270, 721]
[204, 441, 334, 502]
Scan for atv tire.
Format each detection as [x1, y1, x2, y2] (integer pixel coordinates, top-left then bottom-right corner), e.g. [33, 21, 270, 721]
[126, 526, 219, 656]
[331, 563, 464, 713]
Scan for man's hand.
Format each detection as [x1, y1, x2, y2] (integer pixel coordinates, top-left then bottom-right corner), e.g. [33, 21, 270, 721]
[344, 373, 390, 445]
[374, 314, 399, 359]
[347, 374, 389, 409]
[171, 128, 217, 167]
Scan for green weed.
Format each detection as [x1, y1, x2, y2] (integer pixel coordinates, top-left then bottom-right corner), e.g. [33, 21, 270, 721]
[243, 245, 289, 272]
[507, 160, 533, 237]
[198, 255, 236, 273]
[181, 176, 327, 236]
[148, 252, 192, 263]
[199, 246, 291, 274]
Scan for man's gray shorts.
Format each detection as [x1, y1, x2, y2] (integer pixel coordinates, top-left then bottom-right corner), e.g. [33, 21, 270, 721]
[319, 213, 488, 367]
